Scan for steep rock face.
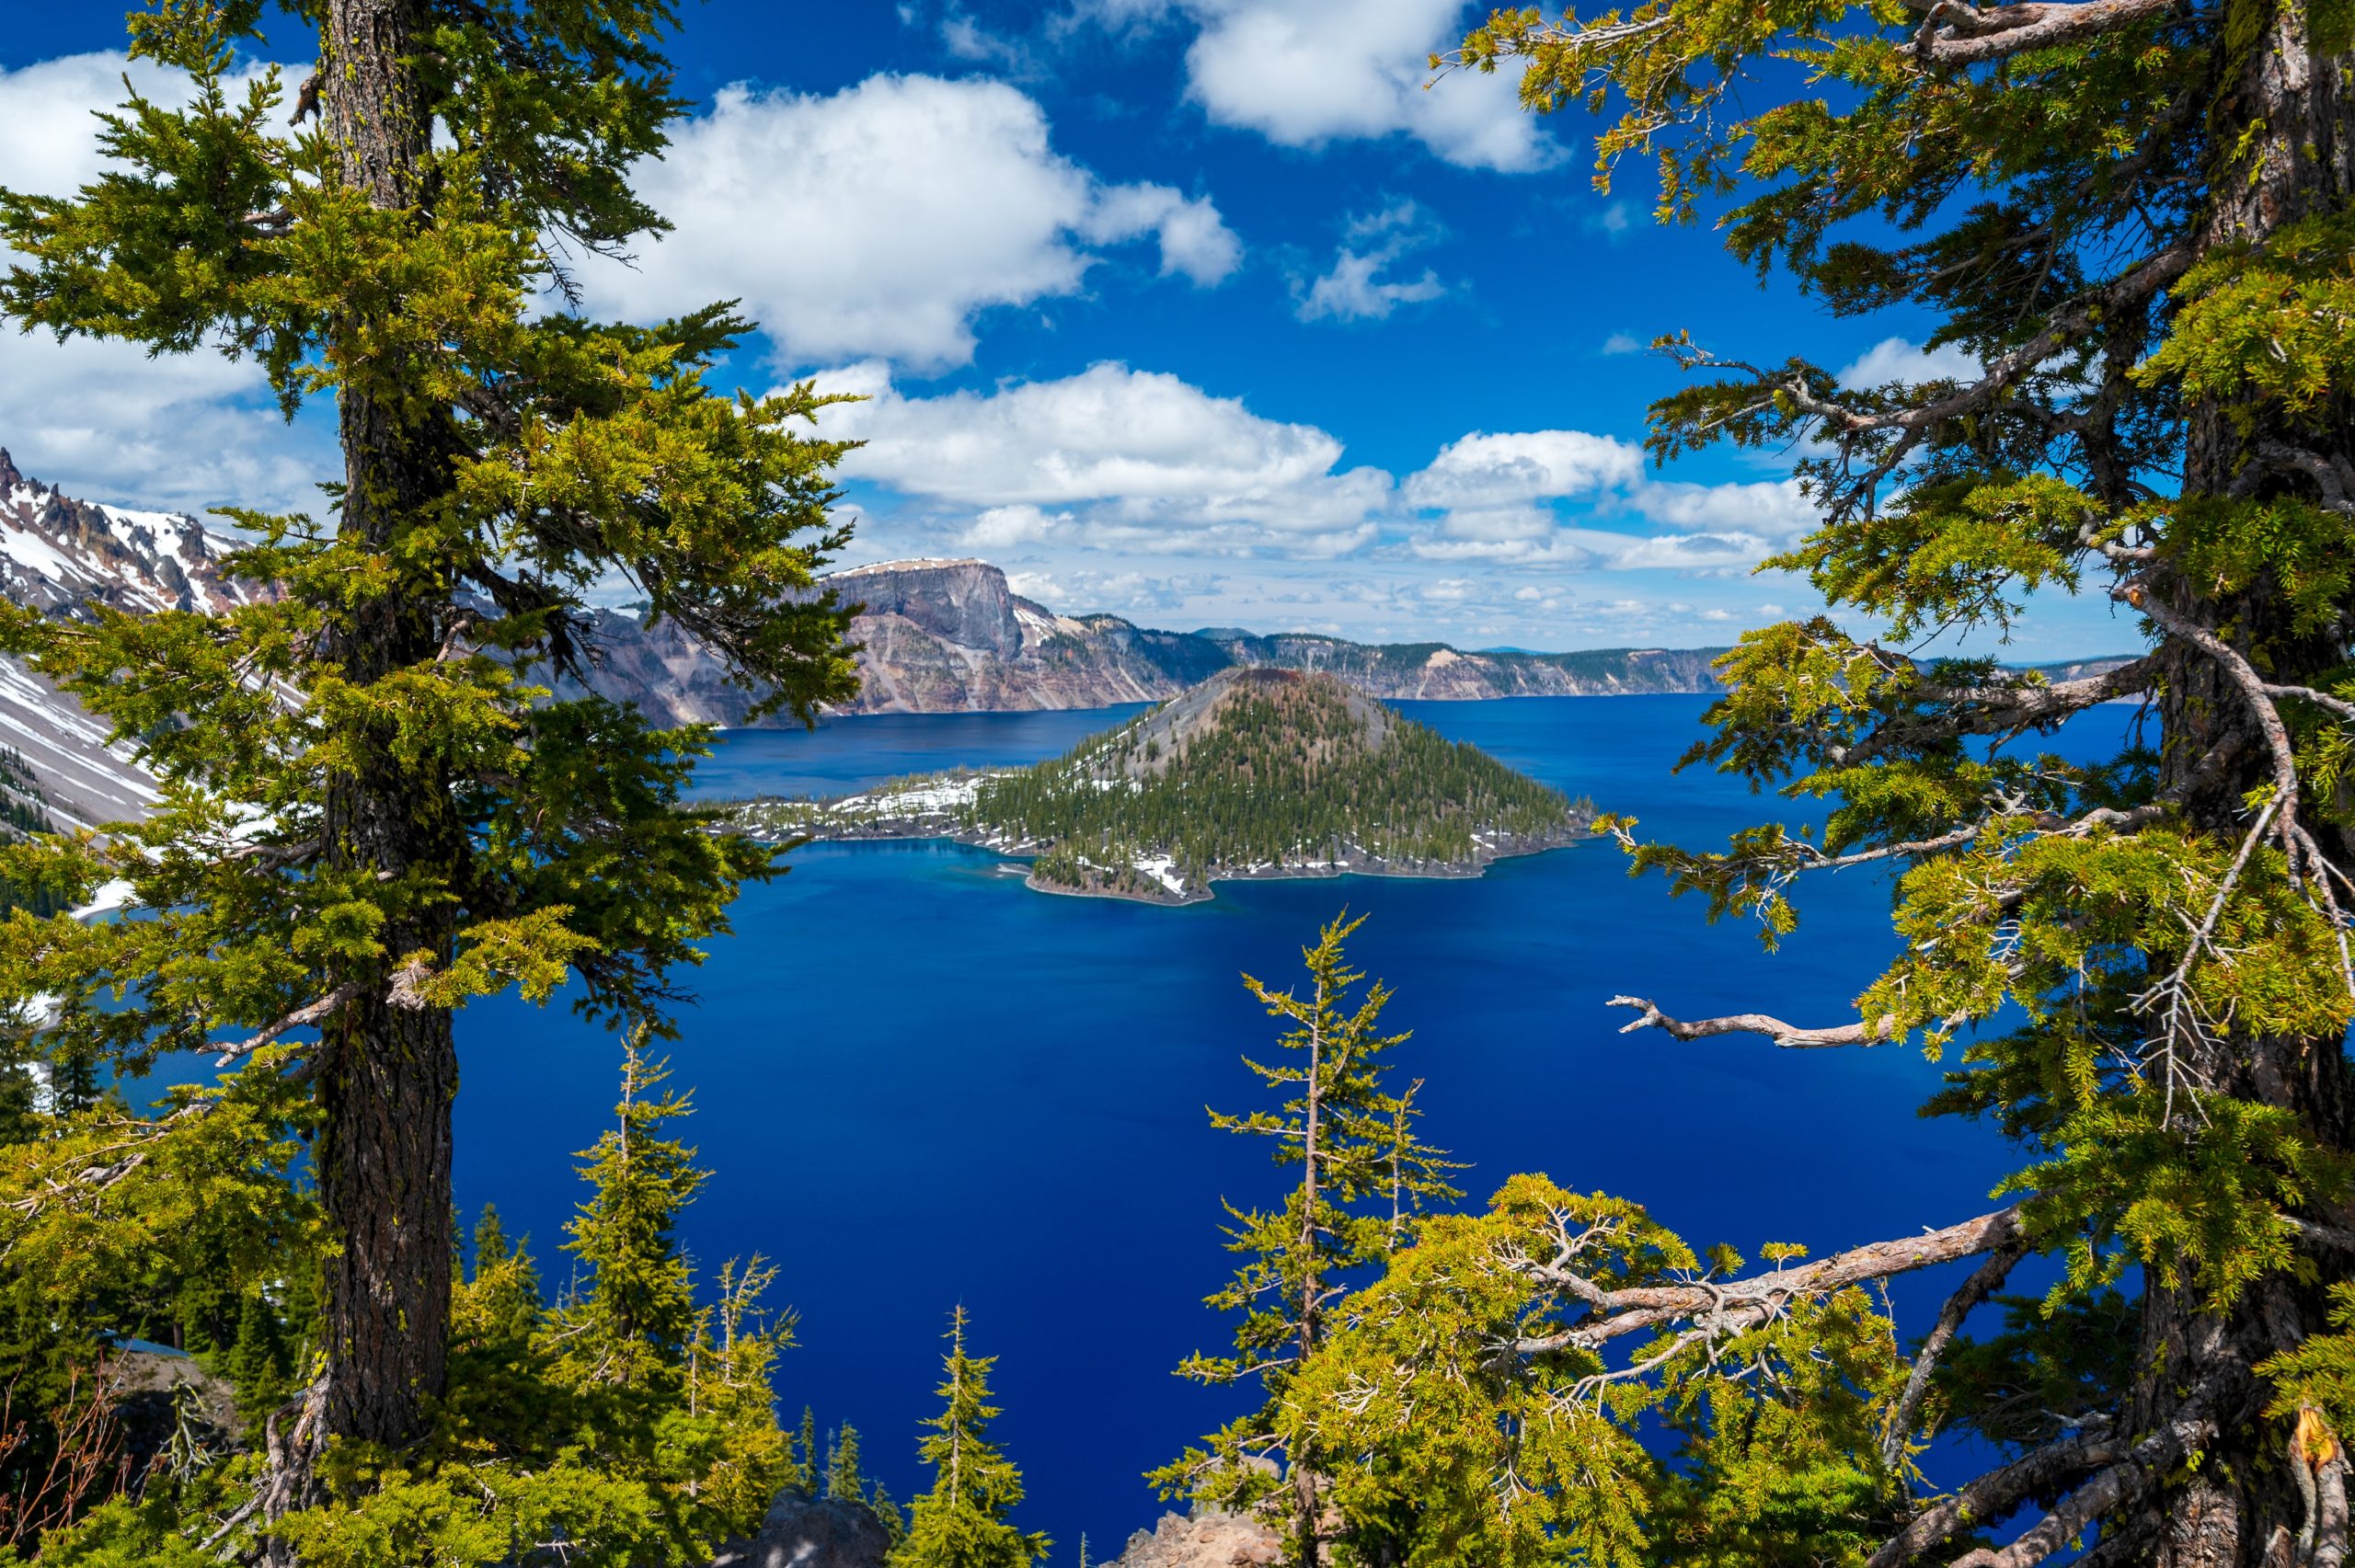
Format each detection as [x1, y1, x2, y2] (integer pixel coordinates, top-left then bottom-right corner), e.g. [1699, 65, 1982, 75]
[567, 558, 1733, 723]
[833, 557, 1021, 656]
[0, 448, 265, 618]
[0, 452, 255, 823]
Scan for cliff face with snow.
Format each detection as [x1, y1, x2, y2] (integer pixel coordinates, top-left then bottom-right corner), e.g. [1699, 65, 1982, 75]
[564, 558, 1730, 724]
[0, 450, 275, 824]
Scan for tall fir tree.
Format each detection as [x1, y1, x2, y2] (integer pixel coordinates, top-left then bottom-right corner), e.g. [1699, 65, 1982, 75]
[1264, 2, 2355, 1562]
[890, 1307, 1049, 1568]
[0, 0, 857, 1533]
[1153, 914, 1458, 1566]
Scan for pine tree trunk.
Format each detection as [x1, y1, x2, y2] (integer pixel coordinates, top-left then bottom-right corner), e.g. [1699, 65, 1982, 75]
[270, 0, 464, 1525]
[2145, 6, 2355, 1559]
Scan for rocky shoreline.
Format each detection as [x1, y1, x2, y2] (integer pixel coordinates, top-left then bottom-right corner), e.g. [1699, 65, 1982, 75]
[715, 786, 1590, 906]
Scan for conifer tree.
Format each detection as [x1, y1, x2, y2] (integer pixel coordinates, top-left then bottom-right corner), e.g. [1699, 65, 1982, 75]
[890, 1306, 1050, 1568]
[0, 0, 857, 1529]
[549, 1033, 703, 1393]
[798, 1405, 821, 1494]
[1271, 4, 2355, 1562]
[458, 1205, 540, 1349]
[829, 1423, 867, 1505]
[871, 1477, 907, 1547]
[1155, 914, 1458, 1566]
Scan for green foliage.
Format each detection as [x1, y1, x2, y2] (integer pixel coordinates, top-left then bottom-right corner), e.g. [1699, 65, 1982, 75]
[1155, 914, 1462, 1561]
[0, 0, 859, 1547]
[1276, 1174, 1907, 1567]
[828, 1423, 867, 1505]
[889, 1307, 1049, 1568]
[547, 1034, 706, 1393]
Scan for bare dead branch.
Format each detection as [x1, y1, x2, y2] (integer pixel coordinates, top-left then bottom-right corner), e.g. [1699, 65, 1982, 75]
[1609, 994, 1885, 1048]
[1516, 1205, 2027, 1353]
[213, 982, 362, 1067]
[1881, 1235, 2031, 1473]
[1869, 1425, 2121, 1567]
[1907, 0, 2180, 65]
[1949, 1381, 2224, 1568]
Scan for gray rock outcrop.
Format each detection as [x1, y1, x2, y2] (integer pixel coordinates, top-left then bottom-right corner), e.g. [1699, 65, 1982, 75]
[708, 1493, 891, 1568]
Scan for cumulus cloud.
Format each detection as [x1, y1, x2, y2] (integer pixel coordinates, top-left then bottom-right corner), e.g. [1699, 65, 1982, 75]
[1838, 336, 1981, 389]
[1075, 0, 1551, 171]
[0, 52, 327, 515]
[580, 74, 1239, 371]
[1402, 428, 1813, 567]
[821, 363, 1821, 579]
[1296, 201, 1445, 323]
[813, 361, 1390, 556]
[1004, 567, 1226, 613]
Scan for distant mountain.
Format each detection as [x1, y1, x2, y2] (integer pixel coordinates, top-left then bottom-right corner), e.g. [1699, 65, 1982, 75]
[563, 557, 1736, 722]
[721, 666, 1593, 904]
[0, 450, 270, 826]
[0, 454, 2147, 826]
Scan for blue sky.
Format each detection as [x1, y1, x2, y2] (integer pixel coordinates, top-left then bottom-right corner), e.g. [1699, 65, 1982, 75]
[0, 1, 2132, 657]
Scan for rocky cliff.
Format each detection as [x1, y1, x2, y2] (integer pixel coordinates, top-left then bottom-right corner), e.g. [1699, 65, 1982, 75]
[566, 557, 1734, 723]
[0, 450, 269, 824]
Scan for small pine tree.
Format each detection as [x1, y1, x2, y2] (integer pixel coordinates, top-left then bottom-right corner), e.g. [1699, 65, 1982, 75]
[1155, 912, 1460, 1565]
[222, 1288, 293, 1432]
[889, 1306, 1049, 1568]
[828, 1423, 867, 1504]
[798, 1406, 821, 1494]
[870, 1476, 907, 1546]
[548, 1032, 705, 1392]
[457, 1206, 542, 1348]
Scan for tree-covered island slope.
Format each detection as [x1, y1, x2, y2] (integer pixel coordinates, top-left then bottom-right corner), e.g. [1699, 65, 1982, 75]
[720, 667, 1594, 904]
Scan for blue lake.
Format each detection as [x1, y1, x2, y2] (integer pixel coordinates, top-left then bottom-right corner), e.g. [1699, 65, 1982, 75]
[454, 694, 2113, 1552]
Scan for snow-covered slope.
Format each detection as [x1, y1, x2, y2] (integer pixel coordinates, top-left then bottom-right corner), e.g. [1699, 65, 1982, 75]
[0, 450, 268, 826]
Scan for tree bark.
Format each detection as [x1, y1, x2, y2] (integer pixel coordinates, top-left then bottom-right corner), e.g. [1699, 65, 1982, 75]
[2145, 6, 2355, 1560]
[272, 0, 465, 1526]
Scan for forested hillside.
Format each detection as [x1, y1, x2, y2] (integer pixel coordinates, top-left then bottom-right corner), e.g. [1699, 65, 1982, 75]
[974, 669, 1587, 897]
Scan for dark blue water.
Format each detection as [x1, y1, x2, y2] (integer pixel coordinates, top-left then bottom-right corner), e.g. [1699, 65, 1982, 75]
[454, 695, 2118, 1552]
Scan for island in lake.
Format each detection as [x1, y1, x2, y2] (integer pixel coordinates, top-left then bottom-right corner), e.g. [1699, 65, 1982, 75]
[718, 668, 1596, 904]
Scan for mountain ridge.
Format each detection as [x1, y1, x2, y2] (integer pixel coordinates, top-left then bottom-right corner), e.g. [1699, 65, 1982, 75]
[567, 556, 1740, 723]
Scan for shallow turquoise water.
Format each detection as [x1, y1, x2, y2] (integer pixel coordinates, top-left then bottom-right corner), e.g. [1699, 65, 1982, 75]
[454, 695, 2111, 1550]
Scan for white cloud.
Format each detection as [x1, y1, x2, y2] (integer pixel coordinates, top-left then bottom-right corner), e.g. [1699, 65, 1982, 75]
[822, 363, 1823, 578]
[815, 361, 1390, 556]
[1406, 429, 1648, 510]
[0, 332, 330, 517]
[964, 504, 1072, 547]
[1080, 0, 1551, 171]
[1005, 567, 1225, 613]
[1601, 332, 1646, 356]
[1297, 201, 1445, 323]
[1083, 182, 1243, 285]
[0, 52, 326, 516]
[1402, 429, 1812, 567]
[579, 74, 1240, 371]
[1838, 336, 1981, 389]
